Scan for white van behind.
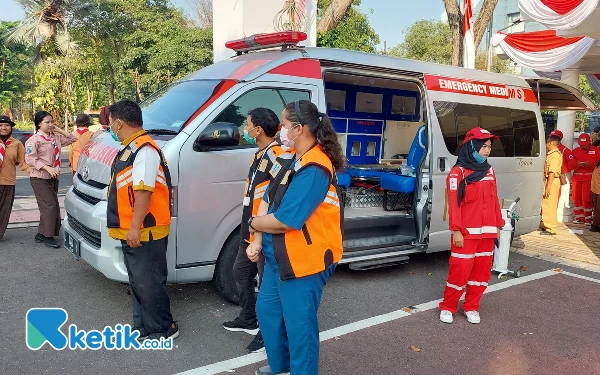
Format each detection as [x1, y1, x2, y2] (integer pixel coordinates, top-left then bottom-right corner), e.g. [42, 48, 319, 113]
[62, 32, 596, 302]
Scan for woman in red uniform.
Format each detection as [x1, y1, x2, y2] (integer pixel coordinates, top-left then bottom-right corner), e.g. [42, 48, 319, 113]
[439, 127, 504, 324]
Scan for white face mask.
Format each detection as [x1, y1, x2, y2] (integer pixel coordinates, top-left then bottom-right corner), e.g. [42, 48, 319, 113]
[280, 125, 298, 148]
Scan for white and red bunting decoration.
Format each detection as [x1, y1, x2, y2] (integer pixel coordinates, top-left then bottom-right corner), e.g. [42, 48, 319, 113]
[586, 74, 600, 96]
[519, 0, 599, 30]
[491, 30, 596, 72]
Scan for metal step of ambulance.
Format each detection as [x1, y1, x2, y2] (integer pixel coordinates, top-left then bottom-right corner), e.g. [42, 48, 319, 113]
[343, 234, 415, 252]
[348, 255, 410, 271]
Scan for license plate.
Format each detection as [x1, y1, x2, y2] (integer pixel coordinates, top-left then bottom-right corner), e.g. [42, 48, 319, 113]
[64, 232, 81, 260]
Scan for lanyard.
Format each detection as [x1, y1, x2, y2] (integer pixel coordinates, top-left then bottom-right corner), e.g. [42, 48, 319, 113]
[248, 141, 276, 191]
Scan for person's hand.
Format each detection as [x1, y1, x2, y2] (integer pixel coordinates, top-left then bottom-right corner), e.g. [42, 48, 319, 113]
[452, 231, 464, 248]
[44, 165, 59, 178]
[126, 228, 142, 248]
[246, 241, 261, 263]
[543, 188, 551, 199]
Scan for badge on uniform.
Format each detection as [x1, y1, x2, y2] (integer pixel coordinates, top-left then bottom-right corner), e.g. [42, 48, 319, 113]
[26, 145, 33, 154]
[120, 149, 132, 161]
[258, 159, 268, 173]
[449, 178, 458, 191]
[270, 162, 281, 178]
[243, 196, 251, 206]
[280, 170, 291, 185]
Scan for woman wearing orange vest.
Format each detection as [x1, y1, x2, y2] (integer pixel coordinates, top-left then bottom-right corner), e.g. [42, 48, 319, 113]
[246, 100, 344, 375]
[69, 113, 94, 175]
[439, 127, 504, 325]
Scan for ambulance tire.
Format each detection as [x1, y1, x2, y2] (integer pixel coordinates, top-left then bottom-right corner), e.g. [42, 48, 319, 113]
[214, 229, 241, 305]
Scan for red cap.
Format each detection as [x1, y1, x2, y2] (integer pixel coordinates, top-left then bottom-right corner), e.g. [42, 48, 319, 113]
[549, 130, 563, 139]
[578, 133, 591, 146]
[463, 127, 499, 145]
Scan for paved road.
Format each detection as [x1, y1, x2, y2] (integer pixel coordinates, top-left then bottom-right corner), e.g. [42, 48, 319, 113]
[2, 226, 599, 375]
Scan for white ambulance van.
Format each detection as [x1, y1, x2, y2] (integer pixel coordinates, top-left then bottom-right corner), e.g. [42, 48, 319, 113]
[62, 32, 595, 302]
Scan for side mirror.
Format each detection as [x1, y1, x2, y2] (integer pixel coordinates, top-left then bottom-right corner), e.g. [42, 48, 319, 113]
[194, 122, 240, 152]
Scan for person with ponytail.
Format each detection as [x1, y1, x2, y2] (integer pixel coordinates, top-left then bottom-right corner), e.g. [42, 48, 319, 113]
[439, 127, 505, 325]
[0, 116, 31, 240]
[245, 100, 344, 375]
[25, 111, 76, 248]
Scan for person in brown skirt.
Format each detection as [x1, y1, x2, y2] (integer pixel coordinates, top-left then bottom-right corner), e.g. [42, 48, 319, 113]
[25, 111, 76, 248]
[0, 115, 32, 240]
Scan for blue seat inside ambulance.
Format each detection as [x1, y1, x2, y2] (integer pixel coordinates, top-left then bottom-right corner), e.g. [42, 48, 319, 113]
[380, 125, 426, 194]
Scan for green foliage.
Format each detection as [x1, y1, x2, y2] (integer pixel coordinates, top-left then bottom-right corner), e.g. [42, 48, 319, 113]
[316, 0, 380, 53]
[579, 75, 600, 107]
[388, 20, 451, 64]
[4, 0, 214, 123]
[0, 21, 32, 115]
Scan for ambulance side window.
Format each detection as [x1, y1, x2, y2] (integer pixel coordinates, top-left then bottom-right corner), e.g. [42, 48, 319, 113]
[434, 101, 540, 158]
[213, 88, 310, 146]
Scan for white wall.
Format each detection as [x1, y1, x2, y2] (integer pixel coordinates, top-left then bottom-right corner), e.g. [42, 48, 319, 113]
[213, 0, 318, 63]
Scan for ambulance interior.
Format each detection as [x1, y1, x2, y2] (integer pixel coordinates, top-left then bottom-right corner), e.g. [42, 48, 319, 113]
[323, 72, 426, 254]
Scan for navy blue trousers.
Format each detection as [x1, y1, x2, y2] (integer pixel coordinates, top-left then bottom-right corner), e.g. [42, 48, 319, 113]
[256, 260, 335, 375]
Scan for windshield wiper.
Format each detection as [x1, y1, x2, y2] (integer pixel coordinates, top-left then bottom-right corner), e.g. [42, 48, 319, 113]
[145, 129, 178, 135]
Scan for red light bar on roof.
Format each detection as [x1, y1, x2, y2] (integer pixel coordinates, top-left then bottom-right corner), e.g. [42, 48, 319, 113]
[225, 32, 307, 54]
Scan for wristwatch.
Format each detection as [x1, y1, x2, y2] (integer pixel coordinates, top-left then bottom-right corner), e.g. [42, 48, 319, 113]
[248, 217, 257, 233]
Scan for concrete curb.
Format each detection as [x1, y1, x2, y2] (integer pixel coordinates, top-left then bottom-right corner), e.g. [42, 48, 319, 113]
[511, 246, 600, 274]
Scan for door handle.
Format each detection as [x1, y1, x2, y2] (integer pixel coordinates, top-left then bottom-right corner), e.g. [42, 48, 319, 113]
[438, 157, 447, 172]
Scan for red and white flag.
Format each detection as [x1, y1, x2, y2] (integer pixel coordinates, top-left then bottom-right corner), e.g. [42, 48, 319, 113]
[519, 0, 599, 30]
[463, 0, 475, 69]
[491, 29, 595, 72]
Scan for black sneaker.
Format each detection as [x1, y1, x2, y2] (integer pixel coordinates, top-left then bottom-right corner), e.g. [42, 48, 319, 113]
[35, 233, 44, 243]
[44, 237, 59, 248]
[144, 322, 179, 341]
[223, 317, 259, 335]
[246, 330, 264, 353]
[134, 327, 149, 341]
[590, 225, 600, 232]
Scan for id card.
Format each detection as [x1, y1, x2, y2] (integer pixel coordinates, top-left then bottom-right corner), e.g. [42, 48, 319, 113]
[243, 196, 251, 206]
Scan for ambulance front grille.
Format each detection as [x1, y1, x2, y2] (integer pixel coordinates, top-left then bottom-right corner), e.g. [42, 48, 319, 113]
[73, 187, 101, 206]
[68, 216, 101, 248]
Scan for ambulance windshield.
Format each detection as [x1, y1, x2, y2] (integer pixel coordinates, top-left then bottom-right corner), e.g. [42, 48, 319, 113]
[140, 80, 223, 132]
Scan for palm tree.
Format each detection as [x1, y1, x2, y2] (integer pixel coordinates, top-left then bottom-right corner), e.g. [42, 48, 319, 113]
[4, 0, 96, 62]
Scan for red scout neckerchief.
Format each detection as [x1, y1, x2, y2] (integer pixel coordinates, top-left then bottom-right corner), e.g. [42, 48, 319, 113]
[39, 134, 61, 168]
[0, 138, 12, 170]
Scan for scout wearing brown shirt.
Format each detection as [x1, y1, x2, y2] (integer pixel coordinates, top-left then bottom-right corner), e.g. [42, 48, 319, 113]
[0, 115, 32, 240]
[69, 113, 94, 174]
[25, 111, 76, 248]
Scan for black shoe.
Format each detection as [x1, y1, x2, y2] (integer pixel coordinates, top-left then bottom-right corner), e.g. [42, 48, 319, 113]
[590, 225, 600, 232]
[144, 322, 179, 341]
[246, 330, 265, 353]
[44, 237, 59, 248]
[134, 327, 149, 341]
[223, 317, 259, 335]
[35, 233, 44, 243]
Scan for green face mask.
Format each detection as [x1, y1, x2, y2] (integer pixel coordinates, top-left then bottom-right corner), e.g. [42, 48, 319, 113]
[243, 128, 256, 145]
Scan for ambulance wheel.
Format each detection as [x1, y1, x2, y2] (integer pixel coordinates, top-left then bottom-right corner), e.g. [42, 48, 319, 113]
[214, 229, 241, 305]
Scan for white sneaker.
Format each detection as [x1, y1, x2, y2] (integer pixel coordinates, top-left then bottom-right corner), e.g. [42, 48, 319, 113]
[439, 310, 453, 324]
[464, 310, 481, 324]
[573, 220, 583, 224]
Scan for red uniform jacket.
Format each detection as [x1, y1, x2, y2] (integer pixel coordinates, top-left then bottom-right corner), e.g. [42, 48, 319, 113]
[558, 144, 573, 173]
[446, 166, 505, 239]
[571, 146, 600, 182]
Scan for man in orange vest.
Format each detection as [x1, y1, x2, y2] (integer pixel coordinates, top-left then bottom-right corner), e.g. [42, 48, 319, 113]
[106, 100, 178, 341]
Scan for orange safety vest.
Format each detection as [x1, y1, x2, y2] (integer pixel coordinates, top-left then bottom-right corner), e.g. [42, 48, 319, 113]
[241, 143, 287, 243]
[107, 132, 171, 241]
[268, 144, 343, 280]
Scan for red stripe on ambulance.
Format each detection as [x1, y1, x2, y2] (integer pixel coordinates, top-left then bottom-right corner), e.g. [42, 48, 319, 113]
[424, 74, 537, 103]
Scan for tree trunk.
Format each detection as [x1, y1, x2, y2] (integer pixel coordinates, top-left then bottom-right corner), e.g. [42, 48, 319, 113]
[317, 0, 355, 33]
[135, 72, 144, 102]
[1, 55, 5, 79]
[108, 63, 115, 104]
[474, 0, 499, 51]
[85, 74, 93, 111]
[443, 0, 463, 66]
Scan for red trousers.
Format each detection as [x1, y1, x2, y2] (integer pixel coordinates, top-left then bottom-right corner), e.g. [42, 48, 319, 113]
[573, 180, 593, 223]
[440, 238, 494, 313]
